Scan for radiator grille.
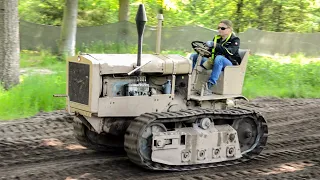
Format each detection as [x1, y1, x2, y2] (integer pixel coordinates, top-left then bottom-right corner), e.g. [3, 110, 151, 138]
[68, 62, 90, 105]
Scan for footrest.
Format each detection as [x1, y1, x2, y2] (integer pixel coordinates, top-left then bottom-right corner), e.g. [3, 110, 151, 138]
[189, 94, 245, 101]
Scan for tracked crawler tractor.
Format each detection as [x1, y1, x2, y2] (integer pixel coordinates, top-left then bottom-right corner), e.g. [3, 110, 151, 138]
[58, 4, 268, 171]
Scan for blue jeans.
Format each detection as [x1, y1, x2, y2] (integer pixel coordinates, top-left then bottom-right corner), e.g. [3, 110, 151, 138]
[190, 53, 233, 85]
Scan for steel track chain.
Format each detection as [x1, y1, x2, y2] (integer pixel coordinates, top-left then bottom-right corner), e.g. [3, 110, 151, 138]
[124, 107, 268, 171]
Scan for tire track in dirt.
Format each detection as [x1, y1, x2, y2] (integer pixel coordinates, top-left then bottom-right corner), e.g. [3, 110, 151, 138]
[117, 144, 320, 180]
[0, 129, 125, 169]
[265, 134, 320, 151]
[0, 143, 123, 168]
[0, 98, 320, 179]
[0, 116, 73, 140]
[268, 118, 320, 139]
[153, 160, 320, 180]
[0, 156, 128, 179]
[1, 136, 320, 179]
[17, 143, 320, 180]
[239, 98, 320, 111]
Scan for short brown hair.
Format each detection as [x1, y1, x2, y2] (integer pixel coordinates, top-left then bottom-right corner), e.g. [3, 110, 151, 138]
[220, 19, 233, 30]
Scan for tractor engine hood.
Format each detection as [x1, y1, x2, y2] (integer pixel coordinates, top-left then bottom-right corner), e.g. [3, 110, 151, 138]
[79, 53, 192, 75]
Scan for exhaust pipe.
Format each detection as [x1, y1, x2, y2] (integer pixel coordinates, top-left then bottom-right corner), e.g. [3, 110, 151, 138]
[135, 4, 147, 74]
[156, 9, 164, 54]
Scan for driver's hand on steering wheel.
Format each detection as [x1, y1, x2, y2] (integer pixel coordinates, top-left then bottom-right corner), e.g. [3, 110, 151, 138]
[205, 41, 214, 48]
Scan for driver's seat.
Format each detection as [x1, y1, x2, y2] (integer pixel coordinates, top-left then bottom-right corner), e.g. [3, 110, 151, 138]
[237, 49, 248, 65]
[211, 49, 250, 95]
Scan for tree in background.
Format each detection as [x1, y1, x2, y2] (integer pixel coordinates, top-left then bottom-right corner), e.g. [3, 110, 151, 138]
[117, 0, 130, 53]
[119, 0, 130, 21]
[254, 0, 273, 30]
[0, 0, 20, 90]
[17, 0, 320, 32]
[233, 0, 245, 33]
[58, 0, 78, 58]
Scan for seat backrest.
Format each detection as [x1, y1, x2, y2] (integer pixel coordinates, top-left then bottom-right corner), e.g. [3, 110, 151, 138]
[238, 49, 247, 59]
[237, 49, 249, 65]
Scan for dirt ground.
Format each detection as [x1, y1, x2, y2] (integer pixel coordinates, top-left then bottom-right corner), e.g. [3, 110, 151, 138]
[0, 97, 320, 180]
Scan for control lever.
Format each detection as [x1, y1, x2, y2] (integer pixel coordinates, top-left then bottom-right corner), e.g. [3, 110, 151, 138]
[127, 60, 152, 75]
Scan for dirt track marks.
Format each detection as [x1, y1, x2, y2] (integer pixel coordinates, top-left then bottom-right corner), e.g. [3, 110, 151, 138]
[0, 98, 320, 179]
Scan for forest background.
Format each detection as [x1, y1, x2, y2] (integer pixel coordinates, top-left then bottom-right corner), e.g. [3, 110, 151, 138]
[19, 0, 320, 33]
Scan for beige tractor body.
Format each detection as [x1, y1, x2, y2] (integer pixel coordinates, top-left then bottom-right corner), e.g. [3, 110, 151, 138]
[57, 4, 268, 171]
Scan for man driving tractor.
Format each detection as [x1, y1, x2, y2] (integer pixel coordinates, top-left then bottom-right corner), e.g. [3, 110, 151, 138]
[189, 19, 242, 95]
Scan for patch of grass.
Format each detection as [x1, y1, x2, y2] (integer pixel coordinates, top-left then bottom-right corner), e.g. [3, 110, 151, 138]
[243, 55, 320, 99]
[0, 70, 66, 120]
[256, 52, 320, 65]
[20, 50, 65, 70]
[161, 50, 189, 56]
[0, 50, 68, 120]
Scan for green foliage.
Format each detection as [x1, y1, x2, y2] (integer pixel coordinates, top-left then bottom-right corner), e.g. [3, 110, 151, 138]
[20, 50, 64, 69]
[18, 0, 64, 26]
[18, 0, 119, 26]
[18, 0, 320, 32]
[0, 68, 66, 120]
[0, 50, 66, 120]
[77, 0, 119, 26]
[243, 55, 320, 99]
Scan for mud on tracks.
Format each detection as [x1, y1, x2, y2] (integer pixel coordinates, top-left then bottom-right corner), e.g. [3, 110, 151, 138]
[0, 98, 320, 180]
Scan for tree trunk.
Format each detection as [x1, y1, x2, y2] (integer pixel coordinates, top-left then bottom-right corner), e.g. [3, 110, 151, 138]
[0, 0, 20, 90]
[256, 0, 273, 30]
[58, 0, 78, 59]
[117, 0, 130, 53]
[234, 0, 244, 33]
[273, 3, 283, 32]
[119, 0, 130, 21]
[191, 0, 197, 15]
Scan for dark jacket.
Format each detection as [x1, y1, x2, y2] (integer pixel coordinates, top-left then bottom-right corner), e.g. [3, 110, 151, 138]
[211, 33, 242, 65]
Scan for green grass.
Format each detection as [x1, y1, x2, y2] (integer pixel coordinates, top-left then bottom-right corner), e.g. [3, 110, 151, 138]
[20, 50, 65, 70]
[243, 55, 320, 99]
[0, 71, 66, 120]
[0, 50, 66, 120]
[0, 46, 319, 120]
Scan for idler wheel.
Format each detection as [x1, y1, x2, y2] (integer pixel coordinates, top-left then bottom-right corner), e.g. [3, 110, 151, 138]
[139, 123, 167, 160]
[232, 117, 258, 153]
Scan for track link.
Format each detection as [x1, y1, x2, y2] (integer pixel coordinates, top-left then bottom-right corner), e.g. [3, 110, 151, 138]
[124, 107, 268, 171]
[73, 118, 125, 151]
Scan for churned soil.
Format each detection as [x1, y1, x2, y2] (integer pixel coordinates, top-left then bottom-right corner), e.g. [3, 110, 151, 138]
[0, 97, 320, 180]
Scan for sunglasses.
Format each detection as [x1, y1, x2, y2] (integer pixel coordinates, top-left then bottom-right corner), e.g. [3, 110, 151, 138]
[218, 27, 228, 30]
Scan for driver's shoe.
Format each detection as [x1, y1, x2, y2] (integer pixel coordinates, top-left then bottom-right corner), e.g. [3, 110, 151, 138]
[203, 82, 214, 96]
[203, 89, 213, 96]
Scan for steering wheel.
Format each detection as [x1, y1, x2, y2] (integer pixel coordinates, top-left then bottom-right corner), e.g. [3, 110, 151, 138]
[191, 41, 212, 57]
